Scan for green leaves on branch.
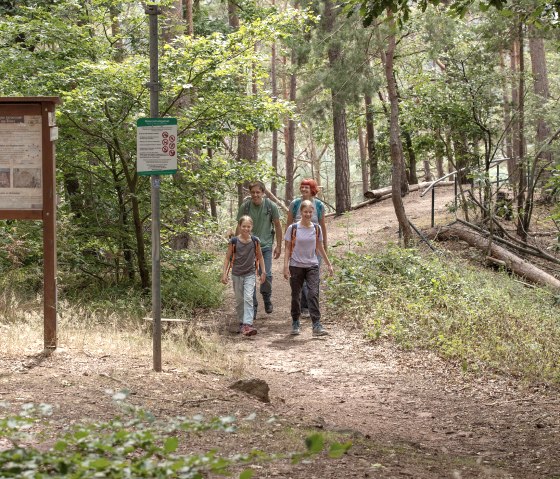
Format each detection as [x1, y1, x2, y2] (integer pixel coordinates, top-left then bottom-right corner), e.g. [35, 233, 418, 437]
[346, 0, 509, 27]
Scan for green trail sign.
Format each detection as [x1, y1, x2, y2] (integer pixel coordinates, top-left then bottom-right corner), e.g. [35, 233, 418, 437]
[137, 118, 177, 175]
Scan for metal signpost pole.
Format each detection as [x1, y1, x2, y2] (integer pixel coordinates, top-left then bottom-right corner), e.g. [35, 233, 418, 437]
[146, 4, 162, 372]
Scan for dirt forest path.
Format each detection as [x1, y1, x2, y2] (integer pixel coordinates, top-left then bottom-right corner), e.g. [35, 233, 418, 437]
[219, 186, 560, 478]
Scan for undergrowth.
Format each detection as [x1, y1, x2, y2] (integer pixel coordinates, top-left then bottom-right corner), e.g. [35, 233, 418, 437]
[326, 246, 560, 384]
[0, 394, 351, 478]
[0, 250, 225, 322]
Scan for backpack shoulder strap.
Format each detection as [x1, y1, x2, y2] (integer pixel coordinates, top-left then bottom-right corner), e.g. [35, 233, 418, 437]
[313, 223, 320, 239]
[227, 237, 238, 274]
[291, 198, 302, 217]
[289, 223, 298, 259]
[265, 198, 272, 218]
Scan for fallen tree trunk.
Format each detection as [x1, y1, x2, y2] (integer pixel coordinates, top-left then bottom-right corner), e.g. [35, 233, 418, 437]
[426, 225, 560, 291]
[364, 181, 454, 199]
[325, 180, 456, 217]
[325, 194, 392, 218]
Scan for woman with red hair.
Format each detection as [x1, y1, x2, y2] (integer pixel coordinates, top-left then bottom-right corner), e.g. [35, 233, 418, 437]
[285, 178, 328, 318]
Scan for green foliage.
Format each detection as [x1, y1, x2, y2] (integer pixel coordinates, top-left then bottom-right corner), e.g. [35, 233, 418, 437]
[57, 248, 224, 318]
[0, 0, 307, 290]
[160, 249, 224, 316]
[0, 394, 350, 478]
[346, 0, 509, 27]
[327, 246, 560, 384]
[0, 220, 45, 296]
[0, 396, 242, 478]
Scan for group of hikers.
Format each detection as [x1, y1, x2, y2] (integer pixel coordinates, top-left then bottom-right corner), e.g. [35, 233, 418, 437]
[221, 179, 334, 337]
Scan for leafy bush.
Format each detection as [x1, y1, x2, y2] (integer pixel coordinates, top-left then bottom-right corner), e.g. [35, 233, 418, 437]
[326, 246, 560, 384]
[161, 249, 224, 317]
[0, 394, 351, 478]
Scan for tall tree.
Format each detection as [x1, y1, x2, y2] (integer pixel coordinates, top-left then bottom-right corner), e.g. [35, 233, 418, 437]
[270, 4, 279, 197]
[365, 94, 380, 188]
[514, 22, 528, 239]
[377, 13, 412, 244]
[323, 0, 351, 214]
[358, 124, 369, 194]
[528, 24, 553, 191]
[284, 47, 297, 203]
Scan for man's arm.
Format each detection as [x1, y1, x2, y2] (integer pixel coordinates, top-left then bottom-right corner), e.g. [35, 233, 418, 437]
[273, 218, 282, 259]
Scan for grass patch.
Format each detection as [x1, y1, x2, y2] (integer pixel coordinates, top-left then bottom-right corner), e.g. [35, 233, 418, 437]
[0, 252, 239, 375]
[0, 300, 243, 376]
[326, 246, 560, 384]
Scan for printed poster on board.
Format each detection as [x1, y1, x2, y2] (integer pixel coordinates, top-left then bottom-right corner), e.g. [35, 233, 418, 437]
[0, 115, 43, 210]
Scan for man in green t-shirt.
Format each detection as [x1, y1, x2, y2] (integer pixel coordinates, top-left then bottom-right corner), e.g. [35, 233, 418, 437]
[236, 181, 283, 317]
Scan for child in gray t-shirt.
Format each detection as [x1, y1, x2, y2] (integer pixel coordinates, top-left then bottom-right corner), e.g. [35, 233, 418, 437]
[222, 216, 266, 336]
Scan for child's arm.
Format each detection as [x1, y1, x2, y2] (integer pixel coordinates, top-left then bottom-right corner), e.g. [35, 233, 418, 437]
[316, 237, 334, 276]
[221, 243, 233, 284]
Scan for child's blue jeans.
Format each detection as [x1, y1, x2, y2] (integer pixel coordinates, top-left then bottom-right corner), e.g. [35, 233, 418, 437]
[232, 273, 256, 325]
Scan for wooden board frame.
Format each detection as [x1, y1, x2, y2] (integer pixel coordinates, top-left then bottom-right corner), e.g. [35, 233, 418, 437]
[0, 97, 60, 349]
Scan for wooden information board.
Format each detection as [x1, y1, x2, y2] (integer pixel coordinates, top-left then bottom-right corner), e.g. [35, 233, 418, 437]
[0, 97, 60, 349]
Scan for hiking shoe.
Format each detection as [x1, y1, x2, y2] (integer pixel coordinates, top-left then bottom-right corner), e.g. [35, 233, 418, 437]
[312, 325, 328, 337]
[291, 320, 301, 336]
[241, 324, 257, 336]
[265, 302, 273, 314]
[301, 308, 310, 318]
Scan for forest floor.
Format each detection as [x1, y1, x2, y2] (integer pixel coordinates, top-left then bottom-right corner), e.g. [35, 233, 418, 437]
[1, 185, 560, 478]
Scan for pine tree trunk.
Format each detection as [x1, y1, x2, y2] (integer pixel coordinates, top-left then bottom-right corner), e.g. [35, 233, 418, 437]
[423, 159, 432, 182]
[515, 23, 528, 240]
[271, 31, 278, 197]
[365, 94, 379, 189]
[379, 12, 412, 245]
[403, 130, 418, 184]
[185, 0, 193, 36]
[435, 133, 444, 178]
[228, 0, 239, 29]
[307, 123, 326, 190]
[358, 125, 369, 195]
[510, 37, 520, 193]
[453, 134, 470, 184]
[163, 0, 185, 44]
[331, 93, 352, 213]
[528, 25, 553, 192]
[445, 129, 454, 175]
[499, 51, 514, 169]
[324, 0, 351, 214]
[284, 52, 296, 203]
[229, 1, 257, 204]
